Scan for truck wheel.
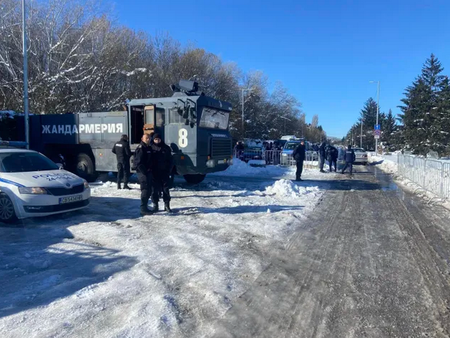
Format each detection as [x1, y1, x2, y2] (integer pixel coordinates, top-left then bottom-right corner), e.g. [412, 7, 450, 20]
[0, 193, 17, 223]
[76, 153, 98, 182]
[183, 174, 206, 184]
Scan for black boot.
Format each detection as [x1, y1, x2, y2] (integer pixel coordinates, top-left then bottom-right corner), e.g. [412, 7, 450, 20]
[140, 197, 152, 216]
[117, 182, 122, 190]
[164, 202, 172, 212]
[140, 208, 153, 216]
[123, 184, 132, 190]
[151, 202, 159, 213]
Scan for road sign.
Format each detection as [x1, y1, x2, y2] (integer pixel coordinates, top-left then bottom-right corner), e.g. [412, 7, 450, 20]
[374, 124, 381, 130]
[374, 134, 380, 139]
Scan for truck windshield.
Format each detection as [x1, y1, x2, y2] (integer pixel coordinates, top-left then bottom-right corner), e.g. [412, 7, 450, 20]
[0, 152, 59, 173]
[199, 107, 229, 130]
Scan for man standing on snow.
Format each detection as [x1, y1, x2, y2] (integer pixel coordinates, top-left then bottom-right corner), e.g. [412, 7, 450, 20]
[112, 134, 132, 190]
[342, 145, 356, 175]
[292, 140, 306, 181]
[325, 144, 339, 172]
[150, 133, 173, 212]
[133, 133, 153, 216]
[319, 141, 327, 173]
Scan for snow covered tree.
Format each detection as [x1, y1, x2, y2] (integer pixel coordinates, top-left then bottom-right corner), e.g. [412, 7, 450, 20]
[399, 54, 447, 156]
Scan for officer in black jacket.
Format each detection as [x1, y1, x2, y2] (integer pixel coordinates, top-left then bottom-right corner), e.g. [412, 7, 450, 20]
[112, 134, 132, 190]
[150, 133, 173, 212]
[292, 140, 306, 181]
[342, 145, 356, 175]
[133, 133, 153, 215]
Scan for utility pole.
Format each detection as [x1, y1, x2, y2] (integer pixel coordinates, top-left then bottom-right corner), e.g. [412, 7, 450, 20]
[22, 0, 30, 149]
[370, 81, 381, 153]
[241, 88, 251, 139]
[376, 81, 380, 154]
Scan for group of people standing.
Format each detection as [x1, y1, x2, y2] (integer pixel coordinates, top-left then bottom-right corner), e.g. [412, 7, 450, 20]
[293, 140, 356, 180]
[112, 133, 173, 216]
[319, 141, 356, 174]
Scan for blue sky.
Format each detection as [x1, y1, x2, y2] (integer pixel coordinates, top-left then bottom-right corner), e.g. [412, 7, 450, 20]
[112, 0, 450, 137]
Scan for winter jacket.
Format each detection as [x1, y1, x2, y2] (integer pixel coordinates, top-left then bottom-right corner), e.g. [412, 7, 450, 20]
[133, 141, 152, 173]
[344, 149, 356, 163]
[325, 145, 338, 162]
[112, 138, 132, 163]
[319, 142, 326, 158]
[150, 141, 173, 175]
[292, 144, 306, 162]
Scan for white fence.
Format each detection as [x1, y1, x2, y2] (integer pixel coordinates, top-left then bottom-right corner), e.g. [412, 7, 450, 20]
[234, 149, 319, 169]
[397, 154, 450, 200]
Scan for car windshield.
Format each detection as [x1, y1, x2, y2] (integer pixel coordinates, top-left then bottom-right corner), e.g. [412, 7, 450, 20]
[284, 142, 299, 150]
[0, 152, 59, 173]
[353, 148, 366, 153]
[199, 107, 230, 130]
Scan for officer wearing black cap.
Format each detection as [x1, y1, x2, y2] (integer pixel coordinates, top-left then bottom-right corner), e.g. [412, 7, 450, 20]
[112, 134, 132, 190]
[150, 133, 173, 212]
[133, 133, 153, 215]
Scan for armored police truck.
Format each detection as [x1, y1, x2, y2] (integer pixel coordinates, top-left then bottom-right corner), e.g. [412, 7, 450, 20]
[16, 80, 233, 183]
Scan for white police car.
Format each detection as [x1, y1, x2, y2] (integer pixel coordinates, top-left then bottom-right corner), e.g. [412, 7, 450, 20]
[0, 148, 90, 222]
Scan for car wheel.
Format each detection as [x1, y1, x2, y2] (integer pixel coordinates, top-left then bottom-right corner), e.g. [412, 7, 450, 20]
[183, 174, 206, 184]
[0, 193, 17, 223]
[76, 153, 98, 182]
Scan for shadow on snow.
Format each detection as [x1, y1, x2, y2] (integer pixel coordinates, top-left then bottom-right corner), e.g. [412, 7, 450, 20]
[0, 196, 139, 318]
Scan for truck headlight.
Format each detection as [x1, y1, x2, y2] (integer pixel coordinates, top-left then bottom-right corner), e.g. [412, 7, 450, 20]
[18, 187, 49, 194]
[83, 180, 90, 189]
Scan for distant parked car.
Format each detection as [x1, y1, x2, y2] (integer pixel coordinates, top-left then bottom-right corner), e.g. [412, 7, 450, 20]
[280, 140, 300, 165]
[353, 148, 368, 165]
[0, 149, 90, 223]
[240, 146, 263, 163]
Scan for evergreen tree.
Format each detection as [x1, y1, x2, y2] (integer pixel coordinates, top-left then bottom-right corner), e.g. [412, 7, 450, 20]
[382, 109, 397, 149]
[359, 98, 379, 150]
[399, 54, 446, 156]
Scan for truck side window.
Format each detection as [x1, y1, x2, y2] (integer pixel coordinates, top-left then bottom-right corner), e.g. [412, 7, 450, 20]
[156, 109, 165, 127]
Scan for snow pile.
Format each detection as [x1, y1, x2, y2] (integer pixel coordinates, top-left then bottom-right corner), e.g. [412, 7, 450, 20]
[265, 179, 320, 198]
[211, 158, 294, 178]
[369, 154, 398, 174]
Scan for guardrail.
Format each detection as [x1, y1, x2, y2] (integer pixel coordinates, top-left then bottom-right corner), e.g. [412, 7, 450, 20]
[397, 154, 450, 200]
[234, 149, 319, 169]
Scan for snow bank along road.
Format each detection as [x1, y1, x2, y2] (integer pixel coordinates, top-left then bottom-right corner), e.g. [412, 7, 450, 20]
[2, 165, 450, 337]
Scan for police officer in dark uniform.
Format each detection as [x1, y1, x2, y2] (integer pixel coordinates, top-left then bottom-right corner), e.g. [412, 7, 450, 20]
[342, 145, 356, 175]
[150, 133, 173, 212]
[292, 140, 306, 181]
[133, 133, 153, 215]
[112, 134, 132, 190]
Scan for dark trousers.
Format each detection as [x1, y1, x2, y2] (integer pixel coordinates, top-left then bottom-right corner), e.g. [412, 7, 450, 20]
[296, 161, 304, 180]
[152, 174, 171, 203]
[342, 162, 353, 174]
[329, 159, 337, 172]
[319, 155, 325, 170]
[137, 171, 152, 209]
[117, 162, 130, 185]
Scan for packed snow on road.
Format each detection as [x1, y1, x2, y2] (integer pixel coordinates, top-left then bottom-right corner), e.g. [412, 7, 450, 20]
[0, 162, 337, 338]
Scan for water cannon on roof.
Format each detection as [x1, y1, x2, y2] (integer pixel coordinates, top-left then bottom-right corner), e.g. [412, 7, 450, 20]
[171, 80, 205, 97]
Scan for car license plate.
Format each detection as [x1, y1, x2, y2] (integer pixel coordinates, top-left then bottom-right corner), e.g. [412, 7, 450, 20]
[59, 195, 83, 204]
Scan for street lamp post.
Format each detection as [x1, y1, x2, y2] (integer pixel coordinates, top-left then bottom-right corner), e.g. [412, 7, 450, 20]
[241, 88, 252, 138]
[279, 116, 291, 134]
[370, 81, 381, 153]
[22, 0, 29, 149]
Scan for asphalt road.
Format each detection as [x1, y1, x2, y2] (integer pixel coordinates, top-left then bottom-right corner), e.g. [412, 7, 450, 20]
[212, 166, 450, 338]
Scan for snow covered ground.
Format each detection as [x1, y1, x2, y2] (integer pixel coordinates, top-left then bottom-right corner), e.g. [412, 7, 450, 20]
[368, 153, 398, 174]
[0, 162, 337, 338]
